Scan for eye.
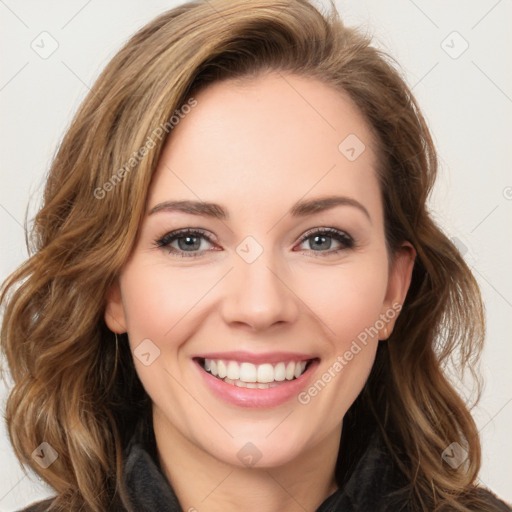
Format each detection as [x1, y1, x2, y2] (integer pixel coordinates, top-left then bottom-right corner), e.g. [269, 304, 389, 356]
[295, 227, 354, 256]
[154, 227, 355, 258]
[154, 228, 217, 258]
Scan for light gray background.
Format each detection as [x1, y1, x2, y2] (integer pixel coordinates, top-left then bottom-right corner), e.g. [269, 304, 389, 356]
[1, 0, 511, 510]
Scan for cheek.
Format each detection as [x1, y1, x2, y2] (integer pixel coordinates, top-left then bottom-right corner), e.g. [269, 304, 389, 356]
[300, 255, 389, 344]
[119, 258, 203, 344]
[296, 255, 388, 409]
[117, 258, 201, 415]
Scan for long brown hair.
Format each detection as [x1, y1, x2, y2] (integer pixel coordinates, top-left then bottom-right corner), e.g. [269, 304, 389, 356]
[0, 0, 496, 510]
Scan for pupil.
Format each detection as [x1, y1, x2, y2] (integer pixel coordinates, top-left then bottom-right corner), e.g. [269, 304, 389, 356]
[313, 235, 329, 250]
[179, 236, 200, 251]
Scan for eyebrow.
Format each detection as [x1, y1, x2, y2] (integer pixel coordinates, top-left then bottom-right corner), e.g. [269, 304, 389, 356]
[148, 195, 371, 223]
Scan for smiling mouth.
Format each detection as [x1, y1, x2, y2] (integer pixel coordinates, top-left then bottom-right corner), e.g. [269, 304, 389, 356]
[195, 357, 317, 389]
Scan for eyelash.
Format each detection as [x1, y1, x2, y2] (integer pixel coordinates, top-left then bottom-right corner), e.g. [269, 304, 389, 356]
[154, 227, 355, 259]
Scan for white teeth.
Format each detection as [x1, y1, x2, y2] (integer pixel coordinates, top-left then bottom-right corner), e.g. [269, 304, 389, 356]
[202, 358, 311, 385]
[294, 362, 307, 379]
[239, 362, 257, 383]
[226, 361, 239, 380]
[217, 360, 227, 378]
[285, 362, 295, 380]
[274, 362, 286, 381]
[222, 377, 278, 389]
[257, 363, 275, 383]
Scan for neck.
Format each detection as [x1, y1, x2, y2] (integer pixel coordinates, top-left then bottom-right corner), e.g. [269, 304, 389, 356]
[152, 406, 341, 512]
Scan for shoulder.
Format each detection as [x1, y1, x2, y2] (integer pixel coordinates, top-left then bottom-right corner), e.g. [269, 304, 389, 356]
[15, 497, 55, 512]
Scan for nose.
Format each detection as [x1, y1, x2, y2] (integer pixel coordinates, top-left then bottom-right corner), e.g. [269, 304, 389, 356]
[219, 247, 299, 332]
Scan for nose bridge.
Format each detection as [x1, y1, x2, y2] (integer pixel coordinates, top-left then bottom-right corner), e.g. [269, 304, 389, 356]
[220, 235, 298, 330]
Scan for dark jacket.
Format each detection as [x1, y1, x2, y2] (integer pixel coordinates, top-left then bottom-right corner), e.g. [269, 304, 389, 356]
[18, 419, 512, 512]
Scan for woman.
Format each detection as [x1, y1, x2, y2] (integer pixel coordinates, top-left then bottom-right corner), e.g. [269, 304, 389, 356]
[1, 0, 510, 511]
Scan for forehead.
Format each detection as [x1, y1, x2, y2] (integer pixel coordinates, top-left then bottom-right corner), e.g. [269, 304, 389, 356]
[147, 72, 382, 226]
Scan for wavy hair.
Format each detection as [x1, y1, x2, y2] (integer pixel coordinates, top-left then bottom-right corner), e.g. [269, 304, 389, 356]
[0, 0, 497, 510]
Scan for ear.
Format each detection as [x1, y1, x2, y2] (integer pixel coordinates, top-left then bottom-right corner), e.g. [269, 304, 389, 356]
[104, 281, 127, 333]
[379, 241, 416, 340]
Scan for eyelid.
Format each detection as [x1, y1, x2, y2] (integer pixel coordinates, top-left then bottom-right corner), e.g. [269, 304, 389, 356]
[297, 226, 353, 244]
[154, 227, 217, 249]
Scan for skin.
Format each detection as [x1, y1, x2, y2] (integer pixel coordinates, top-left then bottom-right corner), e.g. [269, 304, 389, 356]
[105, 71, 416, 512]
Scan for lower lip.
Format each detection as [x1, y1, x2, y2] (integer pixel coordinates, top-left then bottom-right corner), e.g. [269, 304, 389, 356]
[194, 359, 319, 408]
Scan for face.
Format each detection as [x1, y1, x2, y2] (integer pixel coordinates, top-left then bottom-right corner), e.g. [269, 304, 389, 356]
[105, 71, 414, 469]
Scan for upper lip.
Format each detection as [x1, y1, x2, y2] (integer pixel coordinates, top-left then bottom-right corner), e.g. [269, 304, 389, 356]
[193, 351, 318, 365]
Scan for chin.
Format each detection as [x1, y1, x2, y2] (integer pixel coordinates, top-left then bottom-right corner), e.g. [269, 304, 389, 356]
[201, 425, 313, 469]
